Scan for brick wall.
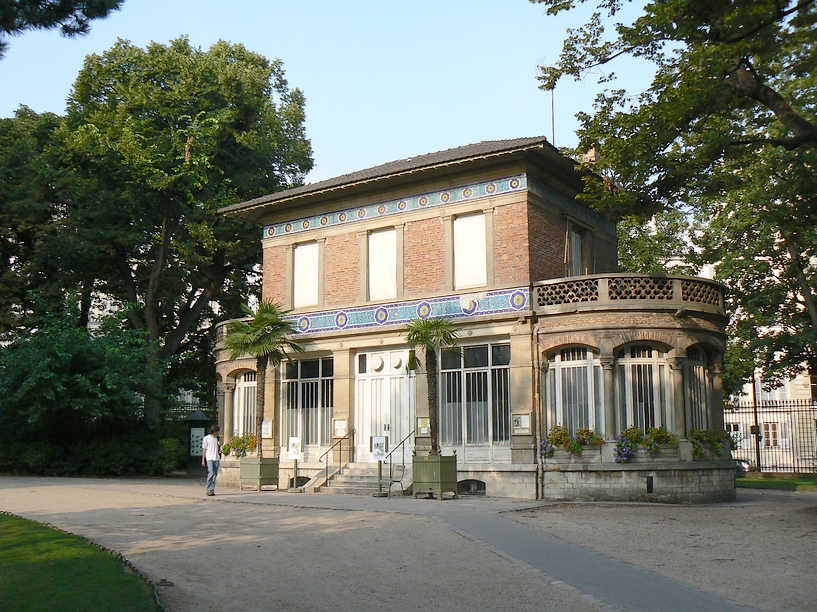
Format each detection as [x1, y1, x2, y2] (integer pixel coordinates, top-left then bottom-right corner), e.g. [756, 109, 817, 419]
[528, 204, 567, 282]
[262, 244, 287, 303]
[404, 216, 445, 296]
[325, 232, 360, 305]
[494, 201, 531, 286]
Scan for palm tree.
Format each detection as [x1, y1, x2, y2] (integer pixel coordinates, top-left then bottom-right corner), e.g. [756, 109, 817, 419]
[405, 317, 459, 455]
[224, 300, 302, 458]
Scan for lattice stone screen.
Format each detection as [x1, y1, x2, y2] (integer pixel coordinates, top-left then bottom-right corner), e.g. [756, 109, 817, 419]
[681, 279, 722, 306]
[608, 277, 673, 300]
[536, 279, 599, 307]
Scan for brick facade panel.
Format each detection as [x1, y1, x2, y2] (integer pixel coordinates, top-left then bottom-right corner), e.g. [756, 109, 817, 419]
[262, 244, 287, 303]
[528, 205, 567, 282]
[494, 201, 531, 286]
[404, 217, 445, 295]
[325, 233, 360, 305]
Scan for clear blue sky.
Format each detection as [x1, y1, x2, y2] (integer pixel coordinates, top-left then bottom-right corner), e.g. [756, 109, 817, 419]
[0, 0, 646, 184]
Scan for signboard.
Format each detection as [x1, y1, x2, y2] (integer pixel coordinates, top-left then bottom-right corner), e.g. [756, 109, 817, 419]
[371, 436, 388, 461]
[416, 417, 430, 435]
[261, 420, 272, 438]
[289, 436, 302, 461]
[190, 427, 205, 456]
[334, 419, 347, 437]
[512, 413, 531, 435]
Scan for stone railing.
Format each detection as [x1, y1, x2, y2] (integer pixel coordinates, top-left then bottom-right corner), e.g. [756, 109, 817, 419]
[533, 274, 725, 316]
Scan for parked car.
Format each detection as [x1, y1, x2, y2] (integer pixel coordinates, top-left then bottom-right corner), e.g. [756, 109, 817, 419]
[735, 459, 755, 475]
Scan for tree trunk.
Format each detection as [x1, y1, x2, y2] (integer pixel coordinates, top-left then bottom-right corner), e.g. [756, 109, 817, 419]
[256, 356, 267, 459]
[427, 348, 440, 455]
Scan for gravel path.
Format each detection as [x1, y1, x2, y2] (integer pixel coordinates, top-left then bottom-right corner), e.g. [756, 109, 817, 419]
[1, 477, 814, 611]
[510, 489, 817, 611]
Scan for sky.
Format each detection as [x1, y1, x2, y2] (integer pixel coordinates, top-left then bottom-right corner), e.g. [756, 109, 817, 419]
[0, 0, 648, 184]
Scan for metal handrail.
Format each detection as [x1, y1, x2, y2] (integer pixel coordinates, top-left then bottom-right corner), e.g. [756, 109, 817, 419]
[383, 429, 415, 482]
[320, 429, 355, 483]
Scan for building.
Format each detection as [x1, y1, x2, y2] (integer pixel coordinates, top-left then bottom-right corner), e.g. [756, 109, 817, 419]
[725, 370, 817, 473]
[214, 137, 735, 501]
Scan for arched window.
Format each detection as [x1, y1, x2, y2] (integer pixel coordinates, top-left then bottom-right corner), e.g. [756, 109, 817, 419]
[685, 347, 710, 431]
[546, 347, 603, 435]
[234, 371, 257, 437]
[616, 344, 672, 433]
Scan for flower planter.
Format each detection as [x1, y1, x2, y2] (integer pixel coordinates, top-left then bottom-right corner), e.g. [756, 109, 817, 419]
[412, 453, 458, 499]
[240, 456, 279, 491]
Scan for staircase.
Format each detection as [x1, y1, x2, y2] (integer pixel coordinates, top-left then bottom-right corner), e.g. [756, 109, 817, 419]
[320, 462, 411, 496]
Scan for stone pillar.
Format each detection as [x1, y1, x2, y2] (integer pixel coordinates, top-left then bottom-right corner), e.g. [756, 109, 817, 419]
[332, 348, 354, 462]
[600, 356, 616, 439]
[216, 383, 226, 439]
[669, 357, 686, 438]
[710, 361, 725, 432]
[263, 361, 278, 456]
[509, 326, 535, 464]
[223, 382, 235, 443]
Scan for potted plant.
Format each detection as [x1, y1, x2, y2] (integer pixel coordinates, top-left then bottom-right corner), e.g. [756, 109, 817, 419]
[224, 300, 302, 491]
[405, 317, 460, 499]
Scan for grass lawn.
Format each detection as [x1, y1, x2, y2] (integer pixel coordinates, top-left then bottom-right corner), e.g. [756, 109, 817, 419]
[0, 513, 158, 611]
[736, 474, 817, 491]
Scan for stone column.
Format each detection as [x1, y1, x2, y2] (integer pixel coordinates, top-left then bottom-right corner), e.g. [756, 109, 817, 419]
[216, 383, 226, 438]
[669, 357, 686, 438]
[223, 382, 235, 443]
[710, 362, 725, 432]
[332, 348, 354, 462]
[264, 361, 278, 456]
[600, 356, 616, 439]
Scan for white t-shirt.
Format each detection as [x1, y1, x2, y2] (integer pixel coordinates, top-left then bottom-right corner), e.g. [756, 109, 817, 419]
[202, 434, 221, 461]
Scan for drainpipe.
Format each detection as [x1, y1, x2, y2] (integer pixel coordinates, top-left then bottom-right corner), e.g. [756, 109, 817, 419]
[533, 323, 543, 500]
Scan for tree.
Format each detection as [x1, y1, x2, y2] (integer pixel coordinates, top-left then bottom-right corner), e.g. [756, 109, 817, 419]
[223, 301, 302, 457]
[0, 301, 160, 444]
[47, 37, 313, 423]
[0, 107, 66, 330]
[405, 318, 459, 455]
[534, 0, 817, 388]
[0, 0, 125, 58]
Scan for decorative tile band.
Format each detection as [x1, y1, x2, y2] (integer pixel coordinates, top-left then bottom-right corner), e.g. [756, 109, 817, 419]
[264, 174, 527, 239]
[528, 179, 616, 235]
[288, 288, 530, 335]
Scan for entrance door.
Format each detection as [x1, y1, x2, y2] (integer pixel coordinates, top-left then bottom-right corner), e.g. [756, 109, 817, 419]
[354, 350, 415, 462]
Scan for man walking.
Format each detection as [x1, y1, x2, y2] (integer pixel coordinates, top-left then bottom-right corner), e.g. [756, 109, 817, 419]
[201, 425, 221, 496]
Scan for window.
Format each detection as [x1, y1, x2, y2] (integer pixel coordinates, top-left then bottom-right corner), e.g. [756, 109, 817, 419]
[685, 348, 710, 430]
[284, 358, 334, 446]
[546, 347, 603, 435]
[763, 422, 778, 447]
[453, 213, 487, 289]
[567, 225, 594, 276]
[293, 242, 319, 308]
[440, 343, 510, 446]
[234, 371, 257, 437]
[368, 228, 397, 300]
[726, 422, 743, 449]
[616, 345, 673, 433]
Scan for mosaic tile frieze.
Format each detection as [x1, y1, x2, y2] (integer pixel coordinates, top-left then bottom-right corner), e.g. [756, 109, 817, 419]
[264, 175, 527, 239]
[289, 288, 530, 335]
[528, 179, 615, 235]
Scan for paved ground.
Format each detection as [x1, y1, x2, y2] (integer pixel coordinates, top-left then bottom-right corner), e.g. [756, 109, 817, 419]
[1, 476, 815, 611]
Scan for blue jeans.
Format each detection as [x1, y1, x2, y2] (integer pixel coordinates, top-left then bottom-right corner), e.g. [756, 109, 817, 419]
[206, 459, 220, 493]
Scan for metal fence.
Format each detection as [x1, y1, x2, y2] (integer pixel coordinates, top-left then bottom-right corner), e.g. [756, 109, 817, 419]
[723, 400, 817, 473]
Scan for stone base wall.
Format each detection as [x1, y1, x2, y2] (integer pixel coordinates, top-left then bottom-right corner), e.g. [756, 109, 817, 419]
[457, 463, 538, 499]
[542, 460, 736, 504]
